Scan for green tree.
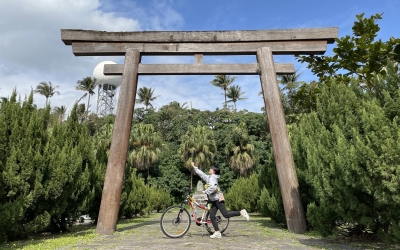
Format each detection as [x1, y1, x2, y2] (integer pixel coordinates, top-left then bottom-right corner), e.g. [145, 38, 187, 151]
[166, 101, 189, 110]
[94, 122, 114, 156]
[149, 143, 190, 203]
[290, 67, 400, 240]
[34, 81, 60, 106]
[53, 105, 67, 123]
[119, 169, 150, 217]
[210, 75, 237, 109]
[228, 122, 257, 177]
[136, 87, 159, 110]
[75, 76, 97, 119]
[258, 150, 286, 224]
[226, 85, 247, 112]
[297, 13, 400, 88]
[128, 123, 164, 179]
[0, 94, 96, 242]
[278, 70, 304, 111]
[148, 186, 172, 213]
[178, 125, 216, 189]
[225, 174, 260, 212]
[44, 103, 95, 232]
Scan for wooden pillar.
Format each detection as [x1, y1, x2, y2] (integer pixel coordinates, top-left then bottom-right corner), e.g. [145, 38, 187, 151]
[96, 49, 140, 235]
[194, 54, 203, 64]
[256, 47, 306, 234]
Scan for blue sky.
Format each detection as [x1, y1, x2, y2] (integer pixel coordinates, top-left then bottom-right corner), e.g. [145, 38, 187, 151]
[1, 0, 399, 114]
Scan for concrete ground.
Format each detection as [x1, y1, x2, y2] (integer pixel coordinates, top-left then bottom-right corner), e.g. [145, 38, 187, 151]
[63, 214, 398, 250]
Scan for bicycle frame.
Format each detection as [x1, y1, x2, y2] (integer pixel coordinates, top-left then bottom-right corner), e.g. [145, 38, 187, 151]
[180, 193, 211, 225]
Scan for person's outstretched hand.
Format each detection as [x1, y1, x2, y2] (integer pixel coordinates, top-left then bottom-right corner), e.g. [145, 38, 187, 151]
[191, 162, 195, 167]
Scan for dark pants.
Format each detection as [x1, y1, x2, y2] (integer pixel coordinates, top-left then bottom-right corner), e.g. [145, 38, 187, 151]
[209, 200, 240, 231]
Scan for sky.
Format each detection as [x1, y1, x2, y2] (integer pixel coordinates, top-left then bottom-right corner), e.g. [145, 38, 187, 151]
[1, 0, 399, 114]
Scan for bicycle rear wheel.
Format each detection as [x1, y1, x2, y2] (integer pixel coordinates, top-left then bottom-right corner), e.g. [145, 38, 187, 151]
[205, 210, 229, 234]
[160, 206, 191, 238]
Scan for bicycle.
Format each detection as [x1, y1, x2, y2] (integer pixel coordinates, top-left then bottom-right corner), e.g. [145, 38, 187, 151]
[160, 187, 229, 238]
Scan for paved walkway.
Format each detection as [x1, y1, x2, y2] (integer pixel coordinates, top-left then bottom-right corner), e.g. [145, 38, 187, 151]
[65, 214, 396, 250]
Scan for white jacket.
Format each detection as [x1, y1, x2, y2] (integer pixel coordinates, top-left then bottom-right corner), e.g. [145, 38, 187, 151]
[193, 166, 221, 201]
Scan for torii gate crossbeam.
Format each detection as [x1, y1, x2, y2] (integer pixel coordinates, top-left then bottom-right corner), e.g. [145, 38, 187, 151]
[61, 27, 338, 235]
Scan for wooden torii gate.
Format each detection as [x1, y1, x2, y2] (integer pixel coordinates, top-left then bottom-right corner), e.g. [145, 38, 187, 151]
[61, 27, 338, 235]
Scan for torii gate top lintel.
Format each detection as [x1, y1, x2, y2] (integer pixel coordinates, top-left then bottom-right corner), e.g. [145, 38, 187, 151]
[61, 27, 338, 56]
[61, 27, 338, 45]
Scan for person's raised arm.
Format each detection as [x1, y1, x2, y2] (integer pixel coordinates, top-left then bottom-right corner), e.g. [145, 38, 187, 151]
[191, 162, 209, 182]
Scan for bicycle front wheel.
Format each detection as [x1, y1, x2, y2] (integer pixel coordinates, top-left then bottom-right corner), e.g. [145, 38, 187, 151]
[205, 210, 229, 234]
[160, 206, 191, 238]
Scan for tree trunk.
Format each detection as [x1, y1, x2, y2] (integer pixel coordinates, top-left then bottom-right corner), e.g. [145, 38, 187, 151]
[147, 167, 150, 185]
[86, 94, 91, 120]
[224, 89, 227, 109]
[190, 171, 193, 190]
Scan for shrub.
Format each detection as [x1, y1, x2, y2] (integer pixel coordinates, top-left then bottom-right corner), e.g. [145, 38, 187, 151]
[225, 174, 260, 212]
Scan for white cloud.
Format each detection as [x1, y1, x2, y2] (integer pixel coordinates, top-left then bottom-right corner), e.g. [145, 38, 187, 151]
[0, 0, 185, 113]
[0, 0, 265, 114]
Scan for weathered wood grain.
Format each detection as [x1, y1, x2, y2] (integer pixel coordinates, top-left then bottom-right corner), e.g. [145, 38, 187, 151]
[256, 47, 307, 234]
[96, 49, 140, 235]
[71, 40, 327, 56]
[102, 63, 294, 75]
[194, 54, 203, 64]
[61, 28, 338, 45]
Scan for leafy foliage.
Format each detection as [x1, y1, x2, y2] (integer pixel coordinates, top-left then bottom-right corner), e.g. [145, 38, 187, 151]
[228, 122, 257, 177]
[34, 81, 60, 106]
[225, 174, 260, 212]
[226, 85, 247, 112]
[0, 93, 96, 242]
[128, 123, 164, 179]
[297, 13, 400, 88]
[210, 75, 237, 109]
[179, 125, 216, 189]
[75, 77, 97, 120]
[120, 169, 150, 217]
[289, 65, 400, 241]
[258, 150, 286, 224]
[136, 87, 159, 110]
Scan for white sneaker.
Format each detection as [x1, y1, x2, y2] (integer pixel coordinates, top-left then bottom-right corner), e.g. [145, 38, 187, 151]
[210, 232, 222, 238]
[240, 209, 250, 221]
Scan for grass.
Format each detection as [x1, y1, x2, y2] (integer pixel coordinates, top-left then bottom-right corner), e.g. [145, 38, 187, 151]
[0, 213, 160, 250]
[0, 224, 96, 250]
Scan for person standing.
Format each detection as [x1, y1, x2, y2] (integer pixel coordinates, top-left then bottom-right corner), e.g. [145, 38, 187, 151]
[191, 162, 250, 239]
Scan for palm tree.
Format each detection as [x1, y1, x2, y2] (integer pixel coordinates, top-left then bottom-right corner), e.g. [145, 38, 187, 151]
[34, 81, 60, 106]
[178, 125, 216, 189]
[226, 85, 247, 112]
[128, 123, 163, 180]
[278, 69, 304, 98]
[136, 87, 159, 110]
[229, 122, 256, 177]
[167, 101, 189, 110]
[210, 75, 237, 109]
[53, 105, 67, 123]
[75, 76, 97, 119]
[94, 123, 114, 156]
